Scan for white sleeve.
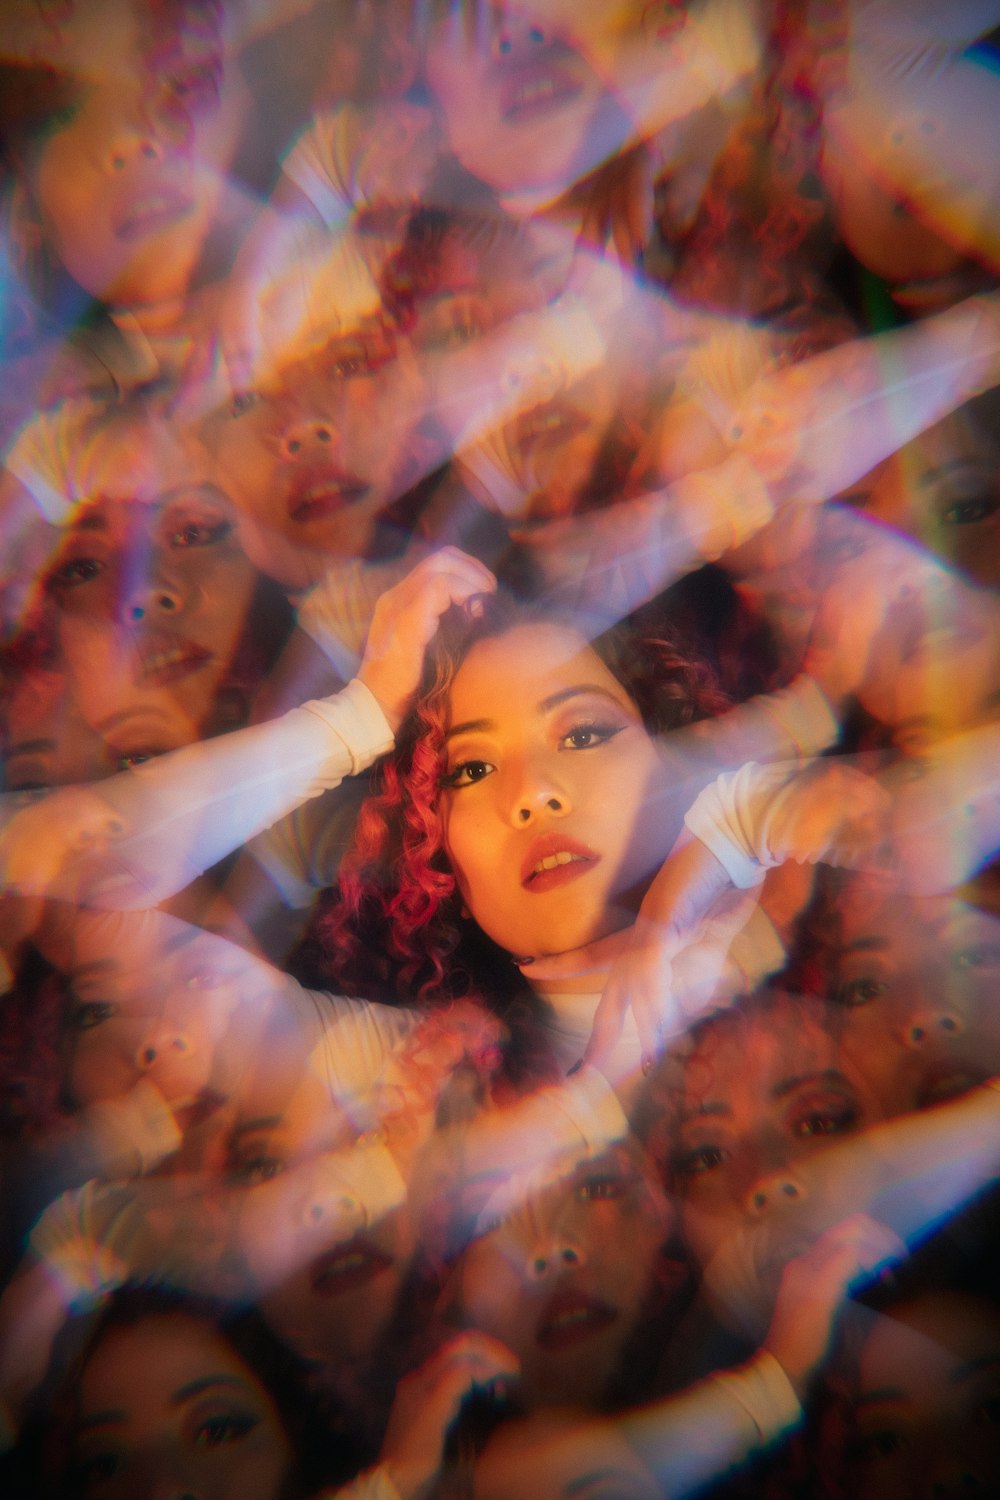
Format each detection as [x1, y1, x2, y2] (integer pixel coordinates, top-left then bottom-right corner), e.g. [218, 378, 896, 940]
[1, 680, 393, 910]
[4, 406, 77, 523]
[282, 112, 357, 228]
[684, 762, 816, 888]
[626, 1349, 801, 1494]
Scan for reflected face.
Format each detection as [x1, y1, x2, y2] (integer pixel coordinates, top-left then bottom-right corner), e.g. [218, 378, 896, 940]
[61, 916, 244, 1111]
[227, 1074, 415, 1370]
[449, 1148, 671, 1410]
[440, 624, 673, 960]
[45, 482, 258, 764]
[670, 997, 867, 1288]
[213, 324, 426, 589]
[31, 0, 248, 308]
[853, 1294, 1000, 1500]
[425, 4, 613, 199]
[829, 882, 1000, 1118]
[861, 409, 1000, 590]
[71, 1313, 293, 1500]
[3, 665, 109, 792]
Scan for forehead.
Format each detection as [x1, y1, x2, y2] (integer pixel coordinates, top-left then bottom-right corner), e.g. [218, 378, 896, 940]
[80, 1313, 249, 1406]
[681, 1000, 840, 1103]
[447, 624, 635, 720]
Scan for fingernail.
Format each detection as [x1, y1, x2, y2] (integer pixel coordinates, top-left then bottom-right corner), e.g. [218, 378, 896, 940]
[642, 1052, 655, 1077]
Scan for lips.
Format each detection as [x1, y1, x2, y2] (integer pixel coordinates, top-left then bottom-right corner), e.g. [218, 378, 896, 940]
[308, 1238, 394, 1296]
[286, 469, 371, 524]
[131, 632, 212, 687]
[115, 186, 196, 242]
[497, 49, 585, 124]
[536, 1290, 618, 1350]
[516, 399, 592, 451]
[916, 1063, 986, 1109]
[521, 833, 599, 892]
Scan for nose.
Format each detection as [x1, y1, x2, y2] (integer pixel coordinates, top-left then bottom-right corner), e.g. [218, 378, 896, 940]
[527, 1236, 585, 1279]
[743, 1167, 809, 1219]
[123, 552, 188, 622]
[135, 1029, 193, 1072]
[104, 113, 167, 174]
[904, 1006, 965, 1048]
[278, 417, 338, 462]
[506, 757, 570, 827]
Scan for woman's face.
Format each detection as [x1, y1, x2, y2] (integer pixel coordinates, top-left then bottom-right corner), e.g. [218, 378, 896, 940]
[212, 324, 427, 590]
[45, 479, 259, 765]
[439, 623, 674, 960]
[474, 1409, 661, 1500]
[860, 407, 1000, 591]
[670, 997, 868, 1302]
[31, 0, 249, 309]
[828, 881, 1000, 1119]
[424, 3, 615, 201]
[70, 1312, 293, 1500]
[448, 1147, 671, 1410]
[852, 1294, 1000, 1500]
[2, 665, 109, 792]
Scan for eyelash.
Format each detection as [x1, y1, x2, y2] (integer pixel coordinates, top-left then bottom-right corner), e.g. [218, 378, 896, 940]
[441, 720, 625, 790]
[70, 1001, 118, 1032]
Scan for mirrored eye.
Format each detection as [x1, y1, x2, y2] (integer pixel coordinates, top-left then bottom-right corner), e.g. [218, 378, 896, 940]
[576, 1174, 626, 1201]
[835, 977, 889, 1007]
[229, 1155, 286, 1186]
[671, 1144, 729, 1176]
[71, 1001, 117, 1031]
[940, 495, 999, 526]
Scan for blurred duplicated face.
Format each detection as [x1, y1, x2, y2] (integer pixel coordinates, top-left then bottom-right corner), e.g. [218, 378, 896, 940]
[45, 463, 259, 766]
[30, 0, 249, 310]
[424, 3, 615, 201]
[669, 996, 869, 1305]
[212, 323, 427, 590]
[449, 1147, 672, 1410]
[852, 1294, 1000, 1500]
[439, 623, 673, 960]
[70, 1313, 293, 1500]
[828, 879, 1000, 1119]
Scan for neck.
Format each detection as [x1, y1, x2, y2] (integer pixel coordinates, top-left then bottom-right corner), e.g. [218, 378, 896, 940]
[516, 924, 635, 995]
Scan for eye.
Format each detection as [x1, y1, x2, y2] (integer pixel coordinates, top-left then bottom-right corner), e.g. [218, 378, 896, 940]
[441, 758, 496, 789]
[940, 495, 999, 526]
[47, 556, 106, 589]
[169, 518, 232, 548]
[856, 1427, 907, 1462]
[74, 1449, 121, 1489]
[559, 721, 624, 751]
[954, 944, 1000, 969]
[229, 1155, 286, 1186]
[193, 1412, 260, 1447]
[671, 1143, 730, 1177]
[70, 1001, 118, 1031]
[835, 976, 889, 1007]
[116, 748, 166, 771]
[791, 1101, 859, 1139]
[576, 1174, 626, 1201]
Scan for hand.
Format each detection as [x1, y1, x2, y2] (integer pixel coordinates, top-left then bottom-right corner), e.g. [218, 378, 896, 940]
[357, 548, 496, 731]
[0, 787, 125, 902]
[764, 1213, 905, 1397]
[524, 834, 733, 1077]
[380, 1332, 519, 1500]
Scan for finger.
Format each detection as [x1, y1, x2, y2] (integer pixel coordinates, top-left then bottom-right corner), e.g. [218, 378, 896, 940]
[581, 984, 630, 1074]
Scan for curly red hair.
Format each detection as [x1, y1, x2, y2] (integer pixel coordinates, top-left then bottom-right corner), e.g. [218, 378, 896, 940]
[314, 595, 728, 1008]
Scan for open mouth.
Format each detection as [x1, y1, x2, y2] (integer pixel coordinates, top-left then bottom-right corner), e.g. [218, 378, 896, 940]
[536, 1291, 618, 1350]
[498, 51, 585, 125]
[132, 633, 212, 687]
[309, 1238, 394, 1295]
[116, 188, 196, 242]
[516, 400, 592, 451]
[521, 835, 599, 892]
[286, 471, 371, 524]
[916, 1065, 986, 1109]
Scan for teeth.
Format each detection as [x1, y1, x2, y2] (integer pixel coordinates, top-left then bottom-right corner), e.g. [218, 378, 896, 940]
[514, 76, 557, 108]
[532, 851, 586, 876]
[141, 647, 189, 675]
[549, 1306, 593, 1331]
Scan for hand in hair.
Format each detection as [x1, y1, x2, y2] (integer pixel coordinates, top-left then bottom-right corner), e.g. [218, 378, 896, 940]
[358, 548, 496, 731]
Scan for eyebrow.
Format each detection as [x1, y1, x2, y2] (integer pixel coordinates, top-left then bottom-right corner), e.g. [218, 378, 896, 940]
[837, 937, 890, 957]
[677, 1101, 731, 1124]
[445, 685, 628, 741]
[772, 1070, 850, 1102]
[853, 1386, 907, 1411]
[71, 959, 119, 984]
[4, 739, 57, 761]
[171, 1374, 252, 1406]
[231, 1116, 284, 1138]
